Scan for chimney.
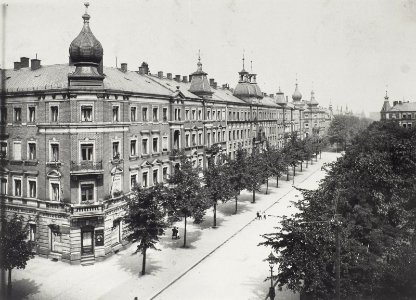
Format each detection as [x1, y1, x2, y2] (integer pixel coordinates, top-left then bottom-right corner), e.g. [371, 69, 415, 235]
[140, 62, 149, 75]
[393, 101, 398, 106]
[167, 73, 172, 80]
[30, 58, 41, 70]
[20, 57, 29, 68]
[209, 78, 215, 86]
[189, 74, 193, 82]
[14, 62, 21, 70]
[399, 101, 403, 104]
[182, 76, 188, 83]
[213, 82, 217, 89]
[269, 94, 274, 98]
[175, 75, 181, 82]
[120, 63, 127, 72]
[286, 96, 289, 102]
[158, 71, 163, 78]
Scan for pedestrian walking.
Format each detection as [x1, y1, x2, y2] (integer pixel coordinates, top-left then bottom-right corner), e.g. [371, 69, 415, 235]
[172, 227, 176, 239]
[263, 212, 267, 220]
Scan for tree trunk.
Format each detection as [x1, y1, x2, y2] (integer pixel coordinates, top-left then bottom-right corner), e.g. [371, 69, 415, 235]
[306, 159, 308, 168]
[315, 154, 318, 162]
[320, 151, 322, 159]
[300, 162, 303, 172]
[183, 215, 187, 248]
[7, 269, 11, 291]
[292, 165, 295, 184]
[234, 195, 238, 214]
[252, 189, 256, 203]
[213, 201, 217, 227]
[276, 176, 279, 188]
[141, 247, 147, 275]
[265, 178, 269, 194]
[286, 167, 289, 181]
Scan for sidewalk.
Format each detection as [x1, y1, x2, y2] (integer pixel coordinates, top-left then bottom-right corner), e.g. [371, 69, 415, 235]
[9, 153, 339, 300]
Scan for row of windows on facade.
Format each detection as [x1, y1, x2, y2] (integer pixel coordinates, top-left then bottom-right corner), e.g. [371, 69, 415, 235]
[1, 105, 323, 124]
[387, 113, 416, 120]
[1, 165, 171, 202]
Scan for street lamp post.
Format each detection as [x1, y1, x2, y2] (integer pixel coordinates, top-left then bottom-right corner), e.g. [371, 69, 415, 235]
[267, 251, 276, 300]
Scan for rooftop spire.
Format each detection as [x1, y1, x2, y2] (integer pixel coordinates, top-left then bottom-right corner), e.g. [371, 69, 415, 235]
[196, 49, 203, 72]
[385, 90, 389, 100]
[83, 2, 90, 23]
[242, 50, 245, 71]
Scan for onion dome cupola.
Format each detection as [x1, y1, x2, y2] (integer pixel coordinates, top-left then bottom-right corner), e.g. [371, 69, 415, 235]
[233, 56, 262, 102]
[68, 2, 104, 88]
[275, 87, 287, 106]
[292, 79, 302, 102]
[308, 90, 319, 107]
[189, 51, 213, 97]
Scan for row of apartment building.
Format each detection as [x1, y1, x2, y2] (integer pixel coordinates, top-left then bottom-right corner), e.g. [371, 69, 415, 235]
[0, 4, 332, 264]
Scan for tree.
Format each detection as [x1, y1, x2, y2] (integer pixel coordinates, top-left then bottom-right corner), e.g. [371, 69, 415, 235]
[204, 154, 233, 227]
[261, 122, 416, 299]
[0, 215, 35, 293]
[168, 155, 206, 248]
[245, 147, 265, 203]
[124, 183, 169, 275]
[228, 148, 249, 214]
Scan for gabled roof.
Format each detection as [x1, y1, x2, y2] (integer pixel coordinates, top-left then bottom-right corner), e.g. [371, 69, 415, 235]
[389, 102, 416, 112]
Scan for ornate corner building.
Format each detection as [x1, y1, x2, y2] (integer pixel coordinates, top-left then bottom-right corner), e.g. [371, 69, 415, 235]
[380, 91, 416, 128]
[0, 4, 332, 265]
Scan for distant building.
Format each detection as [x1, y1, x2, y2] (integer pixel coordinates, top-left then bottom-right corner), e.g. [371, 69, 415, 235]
[380, 91, 416, 128]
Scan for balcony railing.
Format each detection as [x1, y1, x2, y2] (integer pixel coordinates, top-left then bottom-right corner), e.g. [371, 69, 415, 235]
[70, 161, 103, 172]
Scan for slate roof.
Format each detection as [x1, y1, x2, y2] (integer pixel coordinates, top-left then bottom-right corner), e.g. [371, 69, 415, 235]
[389, 102, 416, 112]
[1, 64, 173, 96]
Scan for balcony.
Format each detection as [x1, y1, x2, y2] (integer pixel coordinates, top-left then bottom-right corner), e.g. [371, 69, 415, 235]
[71, 203, 104, 217]
[70, 161, 104, 175]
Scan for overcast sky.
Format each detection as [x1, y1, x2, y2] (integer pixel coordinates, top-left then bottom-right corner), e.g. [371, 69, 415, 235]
[2, 0, 416, 114]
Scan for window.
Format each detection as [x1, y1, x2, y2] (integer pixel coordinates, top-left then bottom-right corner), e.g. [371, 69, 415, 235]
[218, 110, 221, 120]
[192, 109, 196, 120]
[81, 144, 94, 161]
[185, 134, 190, 147]
[0, 108, 7, 123]
[130, 107, 137, 122]
[14, 178, 22, 196]
[162, 108, 168, 122]
[198, 133, 202, 145]
[152, 137, 158, 153]
[112, 106, 119, 122]
[28, 107, 36, 122]
[81, 105, 93, 122]
[207, 132, 211, 146]
[81, 183, 94, 202]
[213, 110, 216, 120]
[162, 136, 168, 152]
[29, 224, 36, 242]
[50, 182, 60, 201]
[112, 141, 120, 159]
[130, 140, 137, 156]
[199, 158, 203, 167]
[28, 179, 36, 198]
[152, 107, 159, 122]
[153, 169, 158, 185]
[51, 143, 59, 161]
[185, 109, 189, 121]
[142, 107, 148, 122]
[207, 110, 211, 120]
[142, 172, 148, 188]
[14, 107, 22, 123]
[28, 142, 36, 160]
[192, 134, 196, 146]
[218, 131, 221, 142]
[0, 178, 7, 194]
[13, 141, 21, 160]
[130, 173, 138, 189]
[162, 167, 168, 180]
[0, 141, 7, 158]
[51, 106, 59, 122]
[142, 138, 148, 155]
[198, 109, 202, 120]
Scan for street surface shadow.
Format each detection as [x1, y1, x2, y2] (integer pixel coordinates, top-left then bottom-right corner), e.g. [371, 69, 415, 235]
[198, 214, 225, 229]
[217, 201, 251, 216]
[117, 248, 163, 276]
[2, 278, 41, 300]
[159, 229, 202, 250]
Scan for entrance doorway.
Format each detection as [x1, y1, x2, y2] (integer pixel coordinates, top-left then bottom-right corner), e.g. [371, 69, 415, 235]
[81, 228, 94, 255]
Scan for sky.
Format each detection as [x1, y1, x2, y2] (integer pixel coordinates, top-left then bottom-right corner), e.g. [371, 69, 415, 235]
[2, 0, 416, 114]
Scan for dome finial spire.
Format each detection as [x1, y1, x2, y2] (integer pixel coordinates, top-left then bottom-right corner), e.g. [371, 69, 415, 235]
[250, 60, 253, 73]
[242, 49, 245, 71]
[84, 2, 89, 13]
[196, 49, 203, 72]
[82, 2, 91, 23]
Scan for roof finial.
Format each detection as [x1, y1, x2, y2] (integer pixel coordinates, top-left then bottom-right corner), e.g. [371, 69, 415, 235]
[242, 49, 245, 70]
[82, 2, 91, 23]
[250, 60, 253, 73]
[198, 49, 201, 63]
[84, 2, 89, 14]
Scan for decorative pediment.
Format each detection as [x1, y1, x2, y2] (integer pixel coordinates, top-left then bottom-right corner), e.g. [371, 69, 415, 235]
[149, 158, 162, 165]
[171, 89, 186, 99]
[47, 170, 61, 178]
[140, 160, 152, 168]
[110, 166, 123, 175]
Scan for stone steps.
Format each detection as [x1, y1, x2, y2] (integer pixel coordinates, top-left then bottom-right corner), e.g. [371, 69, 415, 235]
[80, 254, 95, 266]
